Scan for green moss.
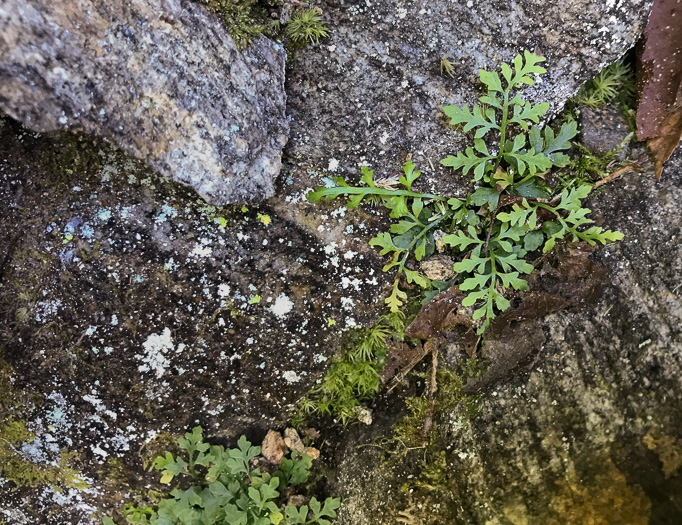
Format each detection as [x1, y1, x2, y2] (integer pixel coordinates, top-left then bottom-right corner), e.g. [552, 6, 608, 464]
[390, 365, 478, 459]
[0, 360, 87, 491]
[284, 7, 328, 46]
[195, 0, 329, 51]
[292, 312, 405, 426]
[573, 59, 635, 110]
[197, 0, 281, 50]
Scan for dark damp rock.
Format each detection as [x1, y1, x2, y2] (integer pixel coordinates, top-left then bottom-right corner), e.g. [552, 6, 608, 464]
[285, 0, 650, 197]
[0, 0, 288, 205]
[580, 105, 633, 159]
[0, 116, 387, 522]
[329, 145, 682, 523]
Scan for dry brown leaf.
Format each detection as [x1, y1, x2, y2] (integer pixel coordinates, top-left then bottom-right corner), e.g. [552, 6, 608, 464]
[635, 0, 682, 179]
[380, 340, 419, 384]
[404, 287, 473, 340]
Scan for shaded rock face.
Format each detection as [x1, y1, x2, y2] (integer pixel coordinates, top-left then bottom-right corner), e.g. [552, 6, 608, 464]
[286, 0, 651, 196]
[330, 145, 682, 523]
[0, 117, 386, 523]
[0, 0, 288, 204]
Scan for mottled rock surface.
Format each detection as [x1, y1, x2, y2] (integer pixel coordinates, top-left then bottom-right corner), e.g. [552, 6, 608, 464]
[0, 0, 288, 204]
[0, 117, 386, 523]
[286, 0, 651, 195]
[581, 105, 633, 160]
[330, 144, 682, 523]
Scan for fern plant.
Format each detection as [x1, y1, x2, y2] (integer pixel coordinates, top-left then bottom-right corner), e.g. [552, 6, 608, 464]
[104, 427, 340, 525]
[308, 51, 623, 334]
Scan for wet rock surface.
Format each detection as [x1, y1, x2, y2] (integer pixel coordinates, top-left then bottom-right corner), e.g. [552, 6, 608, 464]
[0, 116, 386, 523]
[581, 105, 633, 159]
[286, 0, 651, 196]
[0, 0, 288, 204]
[330, 144, 682, 523]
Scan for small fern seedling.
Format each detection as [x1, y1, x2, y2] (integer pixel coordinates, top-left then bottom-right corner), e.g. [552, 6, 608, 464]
[309, 51, 624, 334]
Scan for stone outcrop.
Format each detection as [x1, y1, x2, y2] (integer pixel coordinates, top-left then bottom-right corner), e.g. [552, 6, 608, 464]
[286, 0, 651, 195]
[0, 0, 288, 204]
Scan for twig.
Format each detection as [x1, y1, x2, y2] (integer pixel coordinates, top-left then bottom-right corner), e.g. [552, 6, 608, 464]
[594, 160, 644, 188]
[421, 338, 439, 447]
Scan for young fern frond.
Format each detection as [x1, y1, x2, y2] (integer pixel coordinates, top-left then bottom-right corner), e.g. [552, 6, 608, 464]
[308, 51, 623, 334]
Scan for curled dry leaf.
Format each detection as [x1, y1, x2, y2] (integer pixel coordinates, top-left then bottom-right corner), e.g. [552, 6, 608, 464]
[404, 287, 474, 340]
[380, 340, 419, 384]
[635, 0, 682, 179]
[465, 243, 609, 393]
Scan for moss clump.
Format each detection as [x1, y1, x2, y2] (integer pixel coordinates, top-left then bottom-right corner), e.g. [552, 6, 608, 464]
[198, 0, 282, 50]
[391, 364, 479, 456]
[0, 360, 87, 491]
[284, 7, 328, 46]
[293, 313, 405, 425]
[196, 0, 329, 50]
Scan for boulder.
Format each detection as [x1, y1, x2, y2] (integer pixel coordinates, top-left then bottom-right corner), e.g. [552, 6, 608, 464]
[286, 0, 651, 195]
[0, 0, 288, 204]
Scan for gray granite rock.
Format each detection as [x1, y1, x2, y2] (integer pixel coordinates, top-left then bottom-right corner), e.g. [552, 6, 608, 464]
[0, 0, 288, 204]
[581, 105, 633, 160]
[286, 0, 651, 196]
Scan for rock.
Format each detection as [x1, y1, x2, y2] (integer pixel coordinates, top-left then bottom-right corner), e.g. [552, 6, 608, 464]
[353, 406, 373, 426]
[580, 106, 632, 160]
[0, 116, 386, 522]
[0, 0, 288, 204]
[419, 255, 455, 281]
[286, 0, 650, 195]
[283, 427, 305, 454]
[304, 447, 320, 460]
[328, 144, 682, 523]
[261, 430, 286, 465]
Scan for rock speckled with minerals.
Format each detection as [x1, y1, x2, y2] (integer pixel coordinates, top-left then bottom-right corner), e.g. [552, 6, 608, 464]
[0, 0, 288, 204]
[286, 0, 651, 197]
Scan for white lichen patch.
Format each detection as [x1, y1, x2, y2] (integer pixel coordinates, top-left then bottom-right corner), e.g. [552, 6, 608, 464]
[270, 294, 294, 318]
[189, 238, 213, 258]
[282, 370, 302, 383]
[135, 328, 184, 378]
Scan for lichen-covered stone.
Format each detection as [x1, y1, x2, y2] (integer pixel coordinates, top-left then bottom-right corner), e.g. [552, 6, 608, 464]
[0, 0, 288, 204]
[329, 144, 682, 523]
[0, 116, 386, 522]
[286, 0, 651, 196]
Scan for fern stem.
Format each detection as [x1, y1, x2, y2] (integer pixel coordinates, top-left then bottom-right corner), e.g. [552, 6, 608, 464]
[493, 90, 510, 173]
[312, 186, 447, 201]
